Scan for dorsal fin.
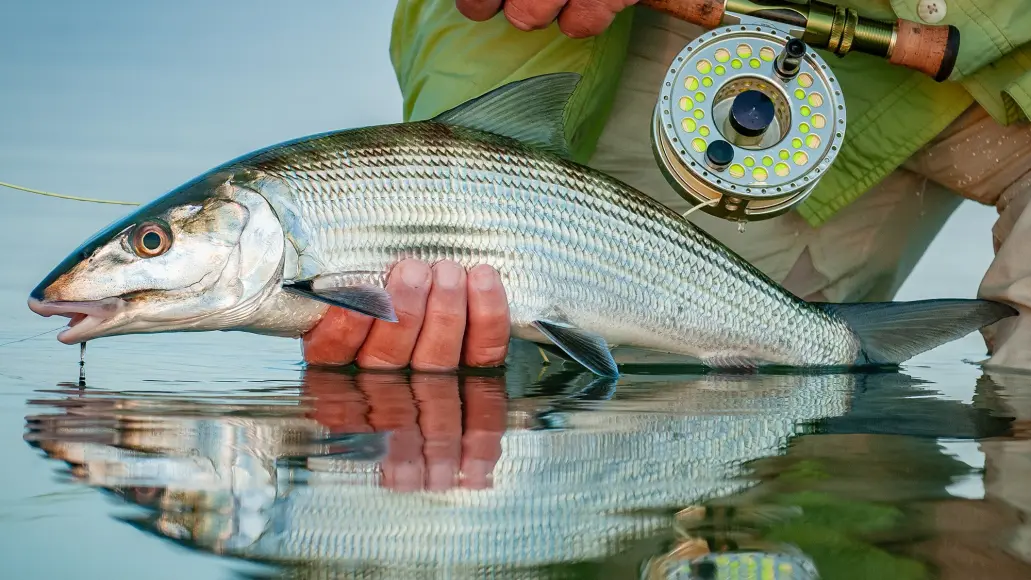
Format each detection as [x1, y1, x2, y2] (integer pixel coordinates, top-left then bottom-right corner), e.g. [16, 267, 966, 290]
[431, 72, 580, 160]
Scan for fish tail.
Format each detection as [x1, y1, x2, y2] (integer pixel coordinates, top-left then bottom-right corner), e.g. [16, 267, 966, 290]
[815, 299, 1018, 365]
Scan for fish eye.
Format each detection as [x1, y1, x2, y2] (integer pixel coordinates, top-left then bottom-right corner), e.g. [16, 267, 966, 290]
[130, 222, 172, 258]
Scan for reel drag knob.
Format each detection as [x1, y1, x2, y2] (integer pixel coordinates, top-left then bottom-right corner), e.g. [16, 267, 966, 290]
[726, 90, 775, 147]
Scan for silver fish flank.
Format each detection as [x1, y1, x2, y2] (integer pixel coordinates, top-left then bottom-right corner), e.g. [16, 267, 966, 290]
[27, 73, 1016, 375]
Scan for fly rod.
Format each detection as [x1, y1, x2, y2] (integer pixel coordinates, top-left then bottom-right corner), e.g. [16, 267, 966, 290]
[640, 0, 960, 81]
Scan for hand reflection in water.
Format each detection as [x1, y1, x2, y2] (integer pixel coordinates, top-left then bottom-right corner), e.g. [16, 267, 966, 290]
[303, 369, 507, 492]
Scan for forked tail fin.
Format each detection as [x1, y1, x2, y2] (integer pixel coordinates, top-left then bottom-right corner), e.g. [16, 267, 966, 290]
[816, 299, 1018, 365]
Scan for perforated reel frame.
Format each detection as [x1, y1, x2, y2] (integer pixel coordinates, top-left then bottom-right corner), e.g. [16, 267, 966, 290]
[652, 20, 847, 222]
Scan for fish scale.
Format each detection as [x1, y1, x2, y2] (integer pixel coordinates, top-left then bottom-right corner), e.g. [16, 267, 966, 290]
[20, 372, 856, 574]
[249, 121, 856, 366]
[28, 72, 1014, 363]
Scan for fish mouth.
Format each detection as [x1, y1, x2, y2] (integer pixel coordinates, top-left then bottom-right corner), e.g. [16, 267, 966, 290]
[27, 297, 128, 344]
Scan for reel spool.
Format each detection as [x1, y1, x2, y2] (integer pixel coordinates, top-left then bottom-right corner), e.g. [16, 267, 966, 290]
[652, 20, 845, 222]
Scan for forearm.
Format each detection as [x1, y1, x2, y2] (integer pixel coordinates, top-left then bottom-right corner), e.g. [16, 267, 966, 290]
[901, 104, 1031, 368]
[978, 183, 1031, 369]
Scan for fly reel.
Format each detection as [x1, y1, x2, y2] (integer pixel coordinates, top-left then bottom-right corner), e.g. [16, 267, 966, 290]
[652, 19, 845, 222]
[643, 0, 961, 222]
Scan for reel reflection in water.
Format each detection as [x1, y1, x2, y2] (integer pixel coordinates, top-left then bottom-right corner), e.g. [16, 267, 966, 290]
[647, 549, 818, 580]
[652, 18, 845, 221]
[641, 503, 820, 580]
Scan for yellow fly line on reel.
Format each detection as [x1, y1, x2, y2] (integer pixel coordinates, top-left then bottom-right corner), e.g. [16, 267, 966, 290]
[640, 0, 959, 222]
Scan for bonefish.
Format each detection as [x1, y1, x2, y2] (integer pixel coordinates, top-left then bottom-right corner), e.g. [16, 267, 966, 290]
[27, 73, 1016, 376]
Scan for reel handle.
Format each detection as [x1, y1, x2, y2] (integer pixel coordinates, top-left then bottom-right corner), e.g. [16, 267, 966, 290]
[637, 0, 960, 82]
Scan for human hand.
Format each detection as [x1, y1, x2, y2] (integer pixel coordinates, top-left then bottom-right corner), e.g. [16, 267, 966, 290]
[456, 0, 640, 38]
[301, 259, 511, 372]
[304, 369, 507, 491]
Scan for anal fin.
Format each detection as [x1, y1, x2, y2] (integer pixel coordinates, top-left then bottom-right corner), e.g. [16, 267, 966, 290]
[700, 354, 765, 369]
[312, 432, 388, 461]
[532, 320, 619, 378]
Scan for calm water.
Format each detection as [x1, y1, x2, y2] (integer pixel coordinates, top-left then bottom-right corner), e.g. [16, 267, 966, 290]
[3, 316, 1031, 579]
[3, 1, 1031, 578]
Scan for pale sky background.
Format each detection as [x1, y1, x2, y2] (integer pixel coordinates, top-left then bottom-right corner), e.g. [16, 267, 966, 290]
[0, 2, 1004, 578]
[0, 0, 405, 299]
[0, 3, 404, 578]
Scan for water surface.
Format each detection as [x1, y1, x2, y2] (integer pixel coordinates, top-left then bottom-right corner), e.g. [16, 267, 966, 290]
[3, 2, 1031, 578]
[5, 335, 1031, 579]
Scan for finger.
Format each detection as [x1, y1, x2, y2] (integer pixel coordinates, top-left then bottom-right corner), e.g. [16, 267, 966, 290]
[358, 373, 425, 492]
[301, 370, 372, 435]
[301, 306, 374, 366]
[505, 0, 568, 31]
[558, 0, 635, 38]
[463, 265, 511, 367]
[411, 261, 468, 372]
[411, 375, 463, 490]
[455, 0, 503, 21]
[460, 376, 507, 489]
[356, 259, 432, 370]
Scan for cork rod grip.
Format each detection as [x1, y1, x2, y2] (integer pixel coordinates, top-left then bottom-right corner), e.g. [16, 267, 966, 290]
[637, 0, 726, 29]
[888, 19, 960, 82]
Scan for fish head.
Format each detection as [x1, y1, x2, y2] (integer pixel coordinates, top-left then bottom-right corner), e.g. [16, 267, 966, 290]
[27, 171, 286, 344]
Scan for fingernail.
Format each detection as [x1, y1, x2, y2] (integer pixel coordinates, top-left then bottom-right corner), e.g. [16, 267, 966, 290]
[356, 353, 402, 371]
[435, 262, 463, 290]
[507, 16, 534, 31]
[401, 260, 430, 288]
[427, 462, 459, 490]
[391, 461, 425, 492]
[471, 266, 496, 292]
[461, 459, 496, 489]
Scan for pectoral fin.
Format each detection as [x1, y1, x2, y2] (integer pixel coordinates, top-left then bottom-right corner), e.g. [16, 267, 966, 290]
[532, 320, 619, 378]
[313, 432, 388, 461]
[284, 277, 397, 322]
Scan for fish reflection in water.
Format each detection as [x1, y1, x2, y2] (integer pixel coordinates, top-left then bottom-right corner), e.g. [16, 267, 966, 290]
[20, 358, 1026, 578]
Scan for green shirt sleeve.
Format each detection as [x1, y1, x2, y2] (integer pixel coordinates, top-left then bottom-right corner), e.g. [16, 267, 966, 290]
[387, 1, 1031, 228]
[890, 0, 1031, 124]
[388, 0, 634, 164]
